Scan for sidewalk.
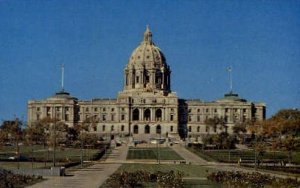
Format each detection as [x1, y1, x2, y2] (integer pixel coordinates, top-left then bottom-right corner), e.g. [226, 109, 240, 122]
[28, 145, 128, 188]
[171, 144, 208, 165]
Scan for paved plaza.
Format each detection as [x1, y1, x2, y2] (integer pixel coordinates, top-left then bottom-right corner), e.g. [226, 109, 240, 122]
[28, 145, 128, 188]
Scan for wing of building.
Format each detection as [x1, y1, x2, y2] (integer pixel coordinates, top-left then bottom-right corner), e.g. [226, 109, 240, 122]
[28, 27, 266, 141]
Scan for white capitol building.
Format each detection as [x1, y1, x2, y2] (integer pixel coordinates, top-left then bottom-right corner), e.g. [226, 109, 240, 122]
[28, 27, 265, 141]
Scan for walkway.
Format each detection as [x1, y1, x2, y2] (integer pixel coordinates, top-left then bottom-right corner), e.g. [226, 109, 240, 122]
[171, 144, 208, 165]
[28, 145, 128, 188]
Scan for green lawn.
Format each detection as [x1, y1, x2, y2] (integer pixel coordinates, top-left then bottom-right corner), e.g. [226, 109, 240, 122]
[127, 147, 183, 160]
[0, 145, 101, 170]
[0, 162, 50, 169]
[187, 146, 300, 164]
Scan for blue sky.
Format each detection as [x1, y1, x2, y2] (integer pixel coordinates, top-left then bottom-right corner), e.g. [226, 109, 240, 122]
[0, 0, 299, 121]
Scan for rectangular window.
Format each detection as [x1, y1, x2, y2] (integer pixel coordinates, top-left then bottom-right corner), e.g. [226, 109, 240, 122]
[121, 114, 125, 121]
[170, 115, 174, 121]
[170, 126, 173, 132]
[111, 114, 115, 121]
[197, 116, 200, 122]
[37, 107, 40, 111]
[102, 115, 106, 121]
[188, 126, 192, 132]
[188, 116, 192, 122]
[102, 125, 105, 131]
[94, 107, 98, 112]
[36, 114, 40, 120]
[65, 114, 69, 121]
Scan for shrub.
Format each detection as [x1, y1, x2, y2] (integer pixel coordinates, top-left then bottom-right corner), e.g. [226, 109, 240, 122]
[0, 169, 43, 188]
[207, 170, 300, 188]
[105, 170, 184, 188]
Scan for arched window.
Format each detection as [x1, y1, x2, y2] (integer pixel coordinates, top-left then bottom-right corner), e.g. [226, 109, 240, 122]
[133, 109, 139, 121]
[144, 109, 151, 121]
[155, 109, 162, 121]
[156, 125, 161, 134]
[133, 125, 139, 134]
[145, 125, 150, 134]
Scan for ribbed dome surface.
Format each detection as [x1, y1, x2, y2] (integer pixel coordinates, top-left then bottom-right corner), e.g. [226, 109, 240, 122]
[127, 26, 166, 69]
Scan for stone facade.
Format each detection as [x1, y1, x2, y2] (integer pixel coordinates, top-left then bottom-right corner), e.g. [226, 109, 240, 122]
[28, 27, 266, 141]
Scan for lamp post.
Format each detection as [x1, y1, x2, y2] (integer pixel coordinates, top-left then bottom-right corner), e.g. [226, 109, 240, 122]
[80, 128, 84, 168]
[254, 132, 257, 170]
[53, 116, 57, 167]
[158, 130, 161, 164]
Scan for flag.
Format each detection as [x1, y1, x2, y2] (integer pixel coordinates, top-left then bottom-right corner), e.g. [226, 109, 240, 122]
[226, 66, 232, 72]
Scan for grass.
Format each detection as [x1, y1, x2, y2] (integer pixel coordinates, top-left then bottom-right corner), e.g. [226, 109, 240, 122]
[0, 145, 100, 162]
[187, 146, 300, 164]
[127, 147, 183, 160]
[0, 145, 102, 170]
[0, 162, 49, 169]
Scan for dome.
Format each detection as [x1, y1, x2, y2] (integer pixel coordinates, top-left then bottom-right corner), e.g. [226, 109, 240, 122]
[127, 26, 167, 69]
[216, 92, 247, 103]
[47, 90, 77, 101]
[123, 26, 171, 93]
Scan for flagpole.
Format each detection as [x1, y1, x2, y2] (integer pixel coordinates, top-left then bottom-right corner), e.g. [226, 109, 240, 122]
[229, 68, 232, 93]
[227, 66, 233, 93]
[61, 64, 64, 91]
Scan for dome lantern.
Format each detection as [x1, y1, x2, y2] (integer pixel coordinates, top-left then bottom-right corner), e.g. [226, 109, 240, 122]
[143, 25, 153, 44]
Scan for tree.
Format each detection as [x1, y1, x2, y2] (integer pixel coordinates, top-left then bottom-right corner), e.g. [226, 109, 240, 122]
[233, 119, 256, 144]
[74, 115, 99, 167]
[205, 117, 227, 133]
[31, 117, 68, 167]
[262, 109, 300, 137]
[26, 121, 47, 146]
[0, 119, 23, 145]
